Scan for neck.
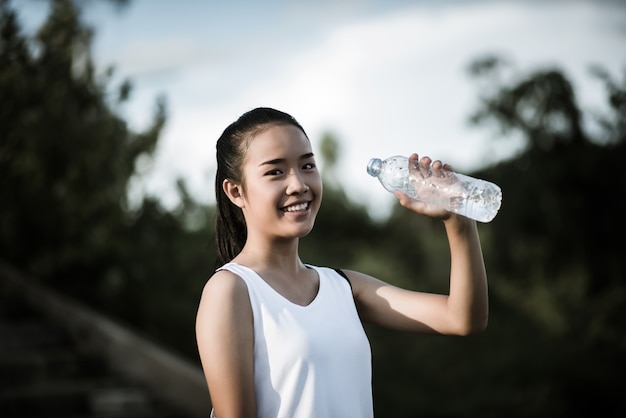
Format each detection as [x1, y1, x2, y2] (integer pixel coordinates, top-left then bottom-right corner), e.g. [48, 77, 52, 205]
[235, 235, 304, 274]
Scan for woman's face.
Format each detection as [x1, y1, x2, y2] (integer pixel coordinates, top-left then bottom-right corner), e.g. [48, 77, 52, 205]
[236, 124, 322, 241]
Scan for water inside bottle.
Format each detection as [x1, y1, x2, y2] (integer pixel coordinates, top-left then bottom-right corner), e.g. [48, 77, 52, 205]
[453, 181, 501, 223]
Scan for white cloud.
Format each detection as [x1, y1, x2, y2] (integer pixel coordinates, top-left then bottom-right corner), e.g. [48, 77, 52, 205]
[119, 0, 624, 219]
[114, 38, 202, 77]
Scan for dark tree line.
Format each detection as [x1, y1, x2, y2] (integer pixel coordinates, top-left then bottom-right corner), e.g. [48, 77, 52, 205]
[2, 1, 625, 416]
[0, 0, 212, 357]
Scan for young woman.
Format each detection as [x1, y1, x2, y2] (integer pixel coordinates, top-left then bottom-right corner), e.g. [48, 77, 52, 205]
[195, 107, 489, 418]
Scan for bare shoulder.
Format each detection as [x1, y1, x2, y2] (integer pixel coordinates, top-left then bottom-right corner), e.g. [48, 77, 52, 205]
[337, 269, 387, 323]
[340, 269, 387, 294]
[196, 269, 252, 327]
[201, 269, 249, 301]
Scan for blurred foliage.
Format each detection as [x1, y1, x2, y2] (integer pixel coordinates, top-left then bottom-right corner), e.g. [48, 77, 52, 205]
[0, 0, 213, 359]
[2, 1, 625, 417]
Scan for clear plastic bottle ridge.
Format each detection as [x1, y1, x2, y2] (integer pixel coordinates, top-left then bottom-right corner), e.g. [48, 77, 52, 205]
[367, 155, 502, 223]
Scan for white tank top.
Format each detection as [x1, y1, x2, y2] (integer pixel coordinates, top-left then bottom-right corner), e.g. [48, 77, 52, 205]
[218, 263, 373, 418]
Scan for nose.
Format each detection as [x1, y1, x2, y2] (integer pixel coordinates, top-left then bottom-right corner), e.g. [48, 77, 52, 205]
[286, 171, 308, 195]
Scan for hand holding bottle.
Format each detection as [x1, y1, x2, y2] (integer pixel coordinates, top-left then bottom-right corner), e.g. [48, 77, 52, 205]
[395, 154, 458, 220]
[367, 153, 502, 222]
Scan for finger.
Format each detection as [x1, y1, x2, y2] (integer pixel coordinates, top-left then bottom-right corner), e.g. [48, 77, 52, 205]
[432, 159, 446, 177]
[395, 190, 425, 212]
[394, 190, 413, 206]
[416, 156, 432, 178]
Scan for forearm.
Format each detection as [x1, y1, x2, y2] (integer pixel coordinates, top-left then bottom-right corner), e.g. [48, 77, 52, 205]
[443, 214, 489, 334]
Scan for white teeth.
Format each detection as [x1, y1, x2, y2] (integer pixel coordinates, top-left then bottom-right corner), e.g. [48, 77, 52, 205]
[284, 202, 308, 212]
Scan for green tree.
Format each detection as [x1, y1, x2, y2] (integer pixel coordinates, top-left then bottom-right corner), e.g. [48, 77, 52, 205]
[0, 0, 214, 359]
[464, 57, 626, 416]
[0, 0, 163, 283]
[469, 57, 625, 337]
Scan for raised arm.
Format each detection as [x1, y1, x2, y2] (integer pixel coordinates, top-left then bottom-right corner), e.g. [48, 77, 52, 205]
[195, 270, 257, 417]
[348, 155, 489, 336]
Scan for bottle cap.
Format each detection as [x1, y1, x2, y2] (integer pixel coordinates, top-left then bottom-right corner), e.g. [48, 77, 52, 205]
[367, 158, 382, 176]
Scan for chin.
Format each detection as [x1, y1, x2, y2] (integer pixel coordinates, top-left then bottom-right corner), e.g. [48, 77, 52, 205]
[290, 223, 316, 238]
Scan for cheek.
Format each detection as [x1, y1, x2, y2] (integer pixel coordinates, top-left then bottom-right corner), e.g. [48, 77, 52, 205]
[311, 174, 323, 194]
[309, 177, 323, 208]
[243, 182, 281, 207]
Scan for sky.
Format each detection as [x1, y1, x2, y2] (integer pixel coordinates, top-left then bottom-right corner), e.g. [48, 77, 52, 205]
[17, 0, 626, 218]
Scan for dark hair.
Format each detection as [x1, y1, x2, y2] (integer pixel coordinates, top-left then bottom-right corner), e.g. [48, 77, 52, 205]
[214, 107, 308, 267]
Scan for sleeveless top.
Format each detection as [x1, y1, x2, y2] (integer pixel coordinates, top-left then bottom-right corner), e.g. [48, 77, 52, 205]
[217, 262, 373, 418]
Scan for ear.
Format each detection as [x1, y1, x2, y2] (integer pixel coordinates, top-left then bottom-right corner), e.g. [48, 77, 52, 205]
[223, 178, 245, 208]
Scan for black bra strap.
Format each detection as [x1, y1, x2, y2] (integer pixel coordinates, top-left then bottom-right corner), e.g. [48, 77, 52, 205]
[333, 268, 352, 289]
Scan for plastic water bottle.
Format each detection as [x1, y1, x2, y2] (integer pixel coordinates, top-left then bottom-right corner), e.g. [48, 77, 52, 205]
[367, 155, 502, 222]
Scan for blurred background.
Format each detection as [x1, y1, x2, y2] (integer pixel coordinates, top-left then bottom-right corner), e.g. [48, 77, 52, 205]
[1, 0, 625, 417]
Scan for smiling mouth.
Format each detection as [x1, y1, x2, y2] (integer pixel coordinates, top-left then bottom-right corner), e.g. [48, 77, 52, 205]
[282, 202, 309, 212]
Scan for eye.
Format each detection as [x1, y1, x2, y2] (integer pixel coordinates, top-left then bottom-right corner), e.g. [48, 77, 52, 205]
[265, 168, 283, 176]
[303, 162, 316, 170]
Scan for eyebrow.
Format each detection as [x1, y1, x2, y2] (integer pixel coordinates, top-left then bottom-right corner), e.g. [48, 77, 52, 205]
[259, 153, 315, 166]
